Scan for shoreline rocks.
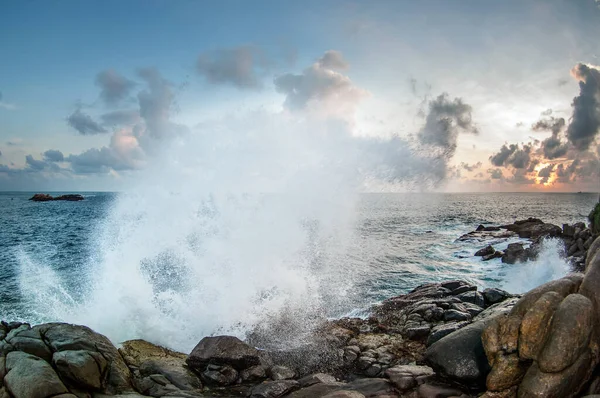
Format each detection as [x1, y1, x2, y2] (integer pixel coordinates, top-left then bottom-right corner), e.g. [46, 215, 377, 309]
[29, 193, 84, 202]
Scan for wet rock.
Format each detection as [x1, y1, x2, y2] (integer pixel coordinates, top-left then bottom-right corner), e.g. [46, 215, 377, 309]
[242, 365, 268, 383]
[120, 339, 201, 391]
[345, 378, 396, 396]
[385, 365, 434, 391]
[537, 293, 593, 373]
[518, 351, 593, 398]
[268, 365, 295, 380]
[456, 291, 485, 308]
[475, 246, 495, 257]
[29, 193, 85, 201]
[425, 315, 498, 390]
[202, 365, 238, 386]
[249, 380, 299, 398]
[53, 350, 108, 390]
[502, 218, 561, 239]
[518, 291, 563, 360]
[186, 335, 261, 371]
[287, 382, 346, 398]
[322, 392, 365, 398]
[298, 373, 337, 387]
[5, 351, 69, 398]
[482, 251, 503, 261]
[502, 243, 527, 264]
[443, 310, 471, 322]
[483, 288, 511, 306]
[426, 322, 470, 347]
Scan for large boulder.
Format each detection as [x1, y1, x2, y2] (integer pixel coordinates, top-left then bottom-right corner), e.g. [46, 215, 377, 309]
[4, 351, 69, 398]
[425, 314, 499, 390]
[53, 350, 107, 390]
[517, 291, 563, 361]
[501, 218, 561, 239]
[186, 335, 262, 371]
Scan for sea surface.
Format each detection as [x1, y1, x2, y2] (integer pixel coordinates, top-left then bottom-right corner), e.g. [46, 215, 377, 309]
[0, 191, 597, 350]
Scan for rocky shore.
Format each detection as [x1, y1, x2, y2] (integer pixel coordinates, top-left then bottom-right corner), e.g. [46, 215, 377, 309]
[1, 206, 599, 398]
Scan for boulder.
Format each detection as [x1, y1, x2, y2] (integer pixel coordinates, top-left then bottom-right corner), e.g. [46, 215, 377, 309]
[475, 246, 495, 257]
[322, 392, 365, 398]
[186, 335, 261, 371]
[485, 353, 527, 392]
[385, 364, 434, 391]
[426, 322, 470, 347]
[483, 288, 511, 306]
[249, 380, 299, 398]
[509, 277, 578, 318]
[4, 351, 69, 398]
[344, 378, 396, 396]
[585, 236, 600, 272]
[297, 373, 337, 387]
[287, 382, 346, 398]
[502, 218, 561, 239]
[425, 315, 498, 390]
[537, 294, 593, 373]
[268, 365, 295, 380]
[502, 243, 527, 264]
[518, 351, 593, 398]
[53, 350, 107, 390]
[518, 291, 563, 360]
[580, 251, 600, 314]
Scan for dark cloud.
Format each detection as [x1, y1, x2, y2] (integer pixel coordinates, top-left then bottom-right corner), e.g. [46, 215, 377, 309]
[67, 109, 107, 135]
[488, 168, 503, 179]
[25, 155, 47, 171]
[274, 50, 366, 112]
[531, 115, 569, 159]
[489, 143, 532, 169]
[43, 149, 64, 162]
[566, 63, 600, 151]
[556, 159, 580, 183]
[537, 164, 554, 184]
[100, 109, 140, 126]
[197, 46, 268, 89]
[95, 69, 136, 105]
[461, 161, 482, 172]
[417, 94, 478, 158]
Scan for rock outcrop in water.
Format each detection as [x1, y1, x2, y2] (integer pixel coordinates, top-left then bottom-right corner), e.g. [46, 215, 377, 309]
[29, 193, 84, 202]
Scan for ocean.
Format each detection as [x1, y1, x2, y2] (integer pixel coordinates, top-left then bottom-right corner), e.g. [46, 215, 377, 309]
[0, 191, 597, 351]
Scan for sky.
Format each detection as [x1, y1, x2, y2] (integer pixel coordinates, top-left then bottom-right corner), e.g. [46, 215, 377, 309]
[1, 0, 599, 192]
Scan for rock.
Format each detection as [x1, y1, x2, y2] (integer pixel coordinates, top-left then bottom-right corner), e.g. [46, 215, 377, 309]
[287, 382, 346, 398]
[502, 243, 527, 264]
[186, 335, 261, 371]
[502, 218, 561, 239]
[426, 322, 470, 347]
[298, 373, 337, 387]
[202, 365, 238, 386]
[249, 380, 299, 398]
[585, 236, 600, 272]
[537, 293, 593, 373]
[518, 350, 593, 398]
[483, 288, 511, 306]
[5, 326, 53, 362]
[322, 391, 365, 398]
[29, 193, 84, 201]
[385, 365, 434, 391]
[456, 291, 485, 308]
[518, 291, 563, 360]
[416, 383, 466, 398]
[120, 340, 200, 391]
[53, 350, 108, 390]
[345, 378, 395, 396]
[425, 315, 499, 390]
[242, 365, 268, 383]
[482, 252, 503, 261]
[39, 323, 132, 393]
[443, 310, 471, 322]
[485, 353, 527, 392]
[475, 246, 495, 257]
[268, 365, 295, 380]
[5, 351, 69, 398]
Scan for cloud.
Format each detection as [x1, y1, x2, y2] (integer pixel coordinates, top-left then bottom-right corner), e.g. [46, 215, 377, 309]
[274, 50, 367, 114]
[95, 69, 136, 105]
[531, 115, 569, 159]
[43, 149, 64, 162]
[100, 109, 140, 126]
[417, 93, 479, 157]
[566, 63, 600, 151]
[0, 90, 17, 110]
[461, 161, 482, 172]
[488, 168, 503, 179]
[197, 46, 268, 89]
[67, 109, 107, 135]
[25, 155, 47, 171]
[537, 164, 554, 184]
[489, 143, 532, 169]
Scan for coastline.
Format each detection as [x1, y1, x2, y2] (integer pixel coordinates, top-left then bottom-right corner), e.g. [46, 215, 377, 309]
[0, 206, 598, 397]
